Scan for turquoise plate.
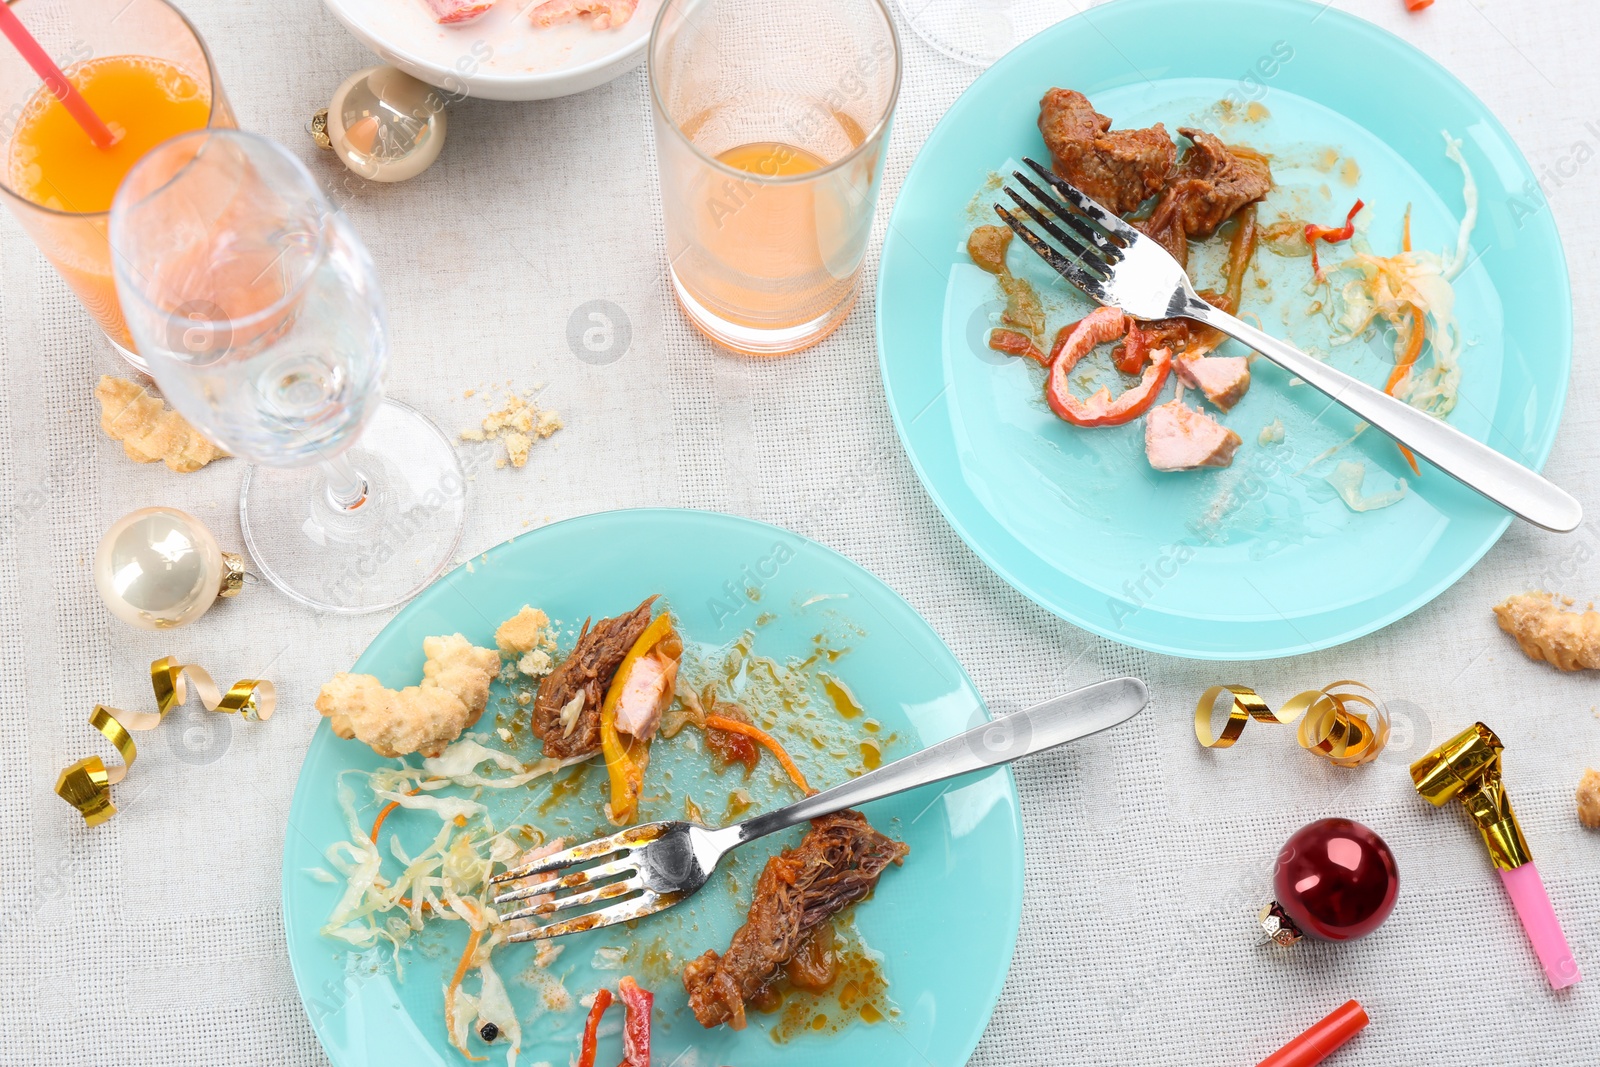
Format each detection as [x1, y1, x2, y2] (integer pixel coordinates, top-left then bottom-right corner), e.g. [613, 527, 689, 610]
[282, 509, 1023, 1067]
[877, 0, 1572, 659]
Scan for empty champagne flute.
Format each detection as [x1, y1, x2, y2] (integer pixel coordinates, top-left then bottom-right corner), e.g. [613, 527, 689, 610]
[110, 129, 465, 614]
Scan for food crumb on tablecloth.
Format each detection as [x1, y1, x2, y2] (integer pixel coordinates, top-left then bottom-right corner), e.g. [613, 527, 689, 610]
[1577, 769, 1600, 829]
[1492, 591, 1600, 672]
[459, 386, 563, 468]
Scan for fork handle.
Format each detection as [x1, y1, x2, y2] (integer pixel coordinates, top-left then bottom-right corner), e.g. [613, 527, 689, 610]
[728, 677, 1148, 847]
[1186, 301, 1582, 533]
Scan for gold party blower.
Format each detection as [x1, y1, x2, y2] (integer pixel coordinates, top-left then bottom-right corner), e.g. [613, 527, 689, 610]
[1411, 722, 1581, 989]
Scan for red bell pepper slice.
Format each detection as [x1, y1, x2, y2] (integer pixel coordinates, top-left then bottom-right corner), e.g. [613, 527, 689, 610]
[1305, 198, 1364, 281]
[1045, 306, 1173, 427]
[576, 988, 613, 1067]
[987, 328, 1048, 366]
[616, 976, 652, 1067]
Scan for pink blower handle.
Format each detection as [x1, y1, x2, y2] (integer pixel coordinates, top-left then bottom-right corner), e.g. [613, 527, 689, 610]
[1500, 863, 1582, 989]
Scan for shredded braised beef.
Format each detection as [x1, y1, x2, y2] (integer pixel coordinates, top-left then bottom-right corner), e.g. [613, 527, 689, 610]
[683, 810, 908, 1029]
[1038, 88, 1176, 215]
[531, 595, 655, 759]
[1134, 127, 1271, 267]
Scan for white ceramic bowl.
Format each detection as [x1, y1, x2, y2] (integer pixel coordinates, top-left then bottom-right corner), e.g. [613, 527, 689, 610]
[321, 0, 662, 101]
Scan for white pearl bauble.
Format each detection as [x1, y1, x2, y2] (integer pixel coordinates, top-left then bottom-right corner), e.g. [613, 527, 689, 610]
[93, 507, 236, 630]
[325, 66, 447, 183]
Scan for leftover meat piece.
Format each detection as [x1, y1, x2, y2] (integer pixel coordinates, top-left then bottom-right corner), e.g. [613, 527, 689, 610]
[1145, 398, 1242, 471]
[533, 596, 656, 758]
[421, 0, 494, 23]
[683, 810, 908, 1030]
[1038, 88, 1176, 215]
[1136, 128, 1271, 267]
[1175, 353, 1251, 410]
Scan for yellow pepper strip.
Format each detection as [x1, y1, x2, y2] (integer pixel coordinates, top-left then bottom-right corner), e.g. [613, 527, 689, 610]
[600, 613, 675, 824]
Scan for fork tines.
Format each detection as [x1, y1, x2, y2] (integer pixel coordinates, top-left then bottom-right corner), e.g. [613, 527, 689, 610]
[993, 157, 1141, 306]
[488, 822, 670, 942]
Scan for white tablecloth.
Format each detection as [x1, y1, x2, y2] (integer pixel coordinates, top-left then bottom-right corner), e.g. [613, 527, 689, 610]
[3, 0, 1597, 1063]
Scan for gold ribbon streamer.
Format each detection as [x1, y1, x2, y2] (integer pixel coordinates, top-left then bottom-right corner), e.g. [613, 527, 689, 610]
[55, 657, 275, 826]
[1195, 681, 1389, 768]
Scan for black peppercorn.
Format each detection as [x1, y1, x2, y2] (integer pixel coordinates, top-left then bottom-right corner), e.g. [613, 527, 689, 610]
[478, 1021, 499, 1043]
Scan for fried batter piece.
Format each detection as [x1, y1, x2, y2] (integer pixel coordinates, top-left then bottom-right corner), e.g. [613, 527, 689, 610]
[316, 634, 500, 757]
[1493, 592, 1600, 672]
[532, 596, 656, 759]
[683, 810, 908, 1030]
[1577, 769, 1600, 830]
[95, 376, 225, 473]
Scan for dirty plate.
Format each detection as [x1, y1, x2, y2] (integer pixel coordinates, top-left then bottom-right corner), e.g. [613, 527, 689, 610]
[283, 509, 1023, 1066]
[322, 0, 662, 100]
[876, 0, 1571, 659]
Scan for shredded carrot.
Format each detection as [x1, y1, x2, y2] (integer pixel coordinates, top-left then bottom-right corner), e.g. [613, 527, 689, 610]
[703, 714, 814, 796]
[1401, 203, 1413, 253]
[369, 788, 421, 842]
[445, 917, 487, 1063]
[369, 801, 401, 843]
[1384, 302, 1427, 475]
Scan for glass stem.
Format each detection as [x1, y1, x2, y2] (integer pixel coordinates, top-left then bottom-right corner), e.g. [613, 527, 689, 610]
[320, 453, 370, 511]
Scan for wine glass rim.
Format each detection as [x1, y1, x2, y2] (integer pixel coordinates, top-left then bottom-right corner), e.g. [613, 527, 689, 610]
[646, 0, 903, 186]
[110, 127, 330, 334]
[0, 0, 227, 220]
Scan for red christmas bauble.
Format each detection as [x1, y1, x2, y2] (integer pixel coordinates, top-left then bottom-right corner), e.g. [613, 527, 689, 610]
[1272, 818, 1399, 942]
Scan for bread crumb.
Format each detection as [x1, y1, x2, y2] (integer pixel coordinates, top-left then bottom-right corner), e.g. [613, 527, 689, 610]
[504, 431, 531, 468]
[460, 387, 562, 470]
[463, 388, 475, 398]
[1578, 769, 1600, 829]
[95, 376, 226, 473]
[1493, 592, 1600, 671]
[495, 606, 552, 656]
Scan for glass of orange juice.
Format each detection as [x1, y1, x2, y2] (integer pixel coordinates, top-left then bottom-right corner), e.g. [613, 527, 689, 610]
[0, 0, 233, 373]
[649, 0, 900, 356]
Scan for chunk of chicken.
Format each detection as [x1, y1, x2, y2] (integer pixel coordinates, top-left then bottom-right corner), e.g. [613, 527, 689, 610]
[421, 0, 495, 24]
[613, 652, 679, 740]
[1175, 354, 1251, 411]
[1145, 398, 1241, 471]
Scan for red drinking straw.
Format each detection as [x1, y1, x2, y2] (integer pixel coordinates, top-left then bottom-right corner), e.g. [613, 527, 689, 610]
[0, 4, 115, 148]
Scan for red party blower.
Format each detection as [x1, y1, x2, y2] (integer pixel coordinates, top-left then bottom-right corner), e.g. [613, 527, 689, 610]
[1256, 1000, 1368, 1067]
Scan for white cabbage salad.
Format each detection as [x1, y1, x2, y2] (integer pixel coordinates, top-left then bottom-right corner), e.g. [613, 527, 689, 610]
[314, 734, 586, 1067]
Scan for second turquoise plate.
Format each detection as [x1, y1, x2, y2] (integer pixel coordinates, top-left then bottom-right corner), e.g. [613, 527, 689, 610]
[877, 0, 1572, 659]
[283, 509, 1023, 1067]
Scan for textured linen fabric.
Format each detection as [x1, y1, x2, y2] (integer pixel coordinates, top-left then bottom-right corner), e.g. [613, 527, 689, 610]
[1, 0, 1597, 1063]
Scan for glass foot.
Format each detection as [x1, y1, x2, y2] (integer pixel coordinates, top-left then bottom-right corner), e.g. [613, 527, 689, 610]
[238, 398, 466, 614]
[897, 0, 1015, 67]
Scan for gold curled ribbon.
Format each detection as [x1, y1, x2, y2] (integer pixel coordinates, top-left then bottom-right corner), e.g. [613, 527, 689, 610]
[56, 657, 276, 826]
[1195, 681, 1389, 768]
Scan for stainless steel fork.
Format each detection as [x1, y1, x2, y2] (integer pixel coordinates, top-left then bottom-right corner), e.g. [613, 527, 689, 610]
[995, 158, 1582, 533]
[488, 676, 1149, 941]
